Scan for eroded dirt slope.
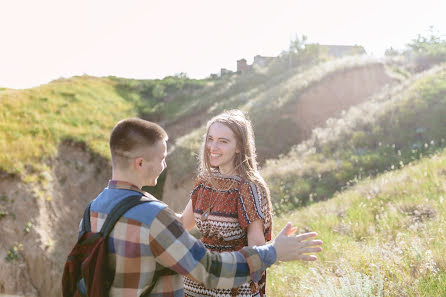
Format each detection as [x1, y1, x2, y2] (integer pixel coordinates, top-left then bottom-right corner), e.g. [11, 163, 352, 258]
[0, 141, 111, 296]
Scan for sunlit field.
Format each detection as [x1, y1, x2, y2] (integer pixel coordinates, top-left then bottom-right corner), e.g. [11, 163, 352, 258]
[268, 148, 446, 296]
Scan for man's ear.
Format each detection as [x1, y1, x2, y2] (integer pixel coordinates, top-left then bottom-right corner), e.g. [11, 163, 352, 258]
[134, 157, 144, 170]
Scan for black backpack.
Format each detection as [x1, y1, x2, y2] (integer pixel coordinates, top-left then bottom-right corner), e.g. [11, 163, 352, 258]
[62, 195, 157, 297]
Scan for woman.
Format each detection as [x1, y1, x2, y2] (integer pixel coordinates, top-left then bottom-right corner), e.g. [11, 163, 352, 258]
[180, 110, 273, 297]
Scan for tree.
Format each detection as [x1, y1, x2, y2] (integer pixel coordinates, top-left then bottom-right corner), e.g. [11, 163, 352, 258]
[406, 27, 446, 71]
[289, 34, 308, 54]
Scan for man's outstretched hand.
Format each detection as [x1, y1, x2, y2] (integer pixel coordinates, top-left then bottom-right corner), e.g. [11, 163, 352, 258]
[273, 222, 323, 262]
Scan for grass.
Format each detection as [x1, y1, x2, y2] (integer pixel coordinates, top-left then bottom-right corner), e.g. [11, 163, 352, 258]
[0, 55, 392, 198]
[267, 147, 446, 296]
[263, 63, 446, 213]
[0, 75, 136, 180]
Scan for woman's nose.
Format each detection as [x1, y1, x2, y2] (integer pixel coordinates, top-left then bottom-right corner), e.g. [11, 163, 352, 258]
[208, 141, 217, 151]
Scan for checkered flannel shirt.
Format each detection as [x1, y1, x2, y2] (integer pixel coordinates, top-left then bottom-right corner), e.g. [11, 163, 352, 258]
[79, 180, 276, 297]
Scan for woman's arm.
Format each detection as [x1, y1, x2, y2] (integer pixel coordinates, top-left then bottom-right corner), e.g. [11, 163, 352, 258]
[247, 219, 266, 247]
[179, 200, 196, 231]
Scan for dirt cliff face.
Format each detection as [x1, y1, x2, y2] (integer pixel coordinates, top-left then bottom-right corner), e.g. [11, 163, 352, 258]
[0, 141, 111, 296]
[0, 173, 40, 296]
[282, 63, 395, 140]
[162, 63, 397, 212]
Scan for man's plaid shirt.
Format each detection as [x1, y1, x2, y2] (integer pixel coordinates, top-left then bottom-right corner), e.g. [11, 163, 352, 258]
[79, 180, 276, 297]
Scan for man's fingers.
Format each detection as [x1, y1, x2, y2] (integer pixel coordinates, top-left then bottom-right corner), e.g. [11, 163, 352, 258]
[295, 232, 318, 241]
[277, 222, 293, 237]
[299, 239, 323, 247]
[285, 226, 298, 236]
[298, 254, 318, 261]
[274, 228, 323, 262]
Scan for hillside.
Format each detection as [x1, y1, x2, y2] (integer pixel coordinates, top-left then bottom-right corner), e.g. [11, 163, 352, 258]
[0, 74, 211, 178]
[263, 64, 446, 213]
[0, 75, 138, 295]
[0, 73, 215, 296]
[0, 50, 440, 296]
[0, 53, 330, 295]
[162, 56, 401, 211]
[267, 147, 446, 296]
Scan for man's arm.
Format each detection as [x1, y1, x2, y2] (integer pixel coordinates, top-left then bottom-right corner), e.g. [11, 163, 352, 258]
[149, 208, 322, 289]
[149, 207, 270, 288]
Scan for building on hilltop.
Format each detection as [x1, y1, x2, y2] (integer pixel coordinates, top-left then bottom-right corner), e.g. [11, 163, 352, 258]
[237, 58, 249, 74]
[211, 44, 365, 77]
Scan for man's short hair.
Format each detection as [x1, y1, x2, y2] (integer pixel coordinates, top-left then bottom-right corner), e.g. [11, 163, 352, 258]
[110, 118, 168, 169]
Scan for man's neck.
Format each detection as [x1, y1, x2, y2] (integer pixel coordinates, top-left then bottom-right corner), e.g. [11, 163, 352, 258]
[112, 171, 141, 189]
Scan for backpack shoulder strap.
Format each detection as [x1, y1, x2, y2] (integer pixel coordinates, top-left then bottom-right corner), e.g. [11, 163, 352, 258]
[100, 195, 154, 238]
[80, 201, 93, 234]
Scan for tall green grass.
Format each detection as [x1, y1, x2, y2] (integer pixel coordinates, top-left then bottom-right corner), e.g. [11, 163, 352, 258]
[263, 64, 446, 213]
[0, 76, 136, 180]
[268, 148, 446, 296]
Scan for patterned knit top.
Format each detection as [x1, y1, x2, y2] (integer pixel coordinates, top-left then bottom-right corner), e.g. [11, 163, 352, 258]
[184, 173, 272, 297]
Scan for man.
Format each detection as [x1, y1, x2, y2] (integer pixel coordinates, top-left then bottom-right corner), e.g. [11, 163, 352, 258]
[83, 118, 322, 296]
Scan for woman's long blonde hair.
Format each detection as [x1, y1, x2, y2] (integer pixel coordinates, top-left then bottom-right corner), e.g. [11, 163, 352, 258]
[199, 110, 271, 207]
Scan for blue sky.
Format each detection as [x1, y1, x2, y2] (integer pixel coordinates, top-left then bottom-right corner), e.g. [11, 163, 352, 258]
[1, 0, 445, 89]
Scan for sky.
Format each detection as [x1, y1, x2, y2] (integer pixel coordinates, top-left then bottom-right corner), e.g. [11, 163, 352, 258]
[1, 0, 445, 89]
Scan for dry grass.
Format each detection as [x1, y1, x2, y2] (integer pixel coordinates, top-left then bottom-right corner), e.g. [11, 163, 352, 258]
[267, 148, 446, 296]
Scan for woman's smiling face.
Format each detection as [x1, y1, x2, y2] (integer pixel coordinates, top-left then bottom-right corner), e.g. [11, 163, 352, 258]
[206, 122, 239, 175]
